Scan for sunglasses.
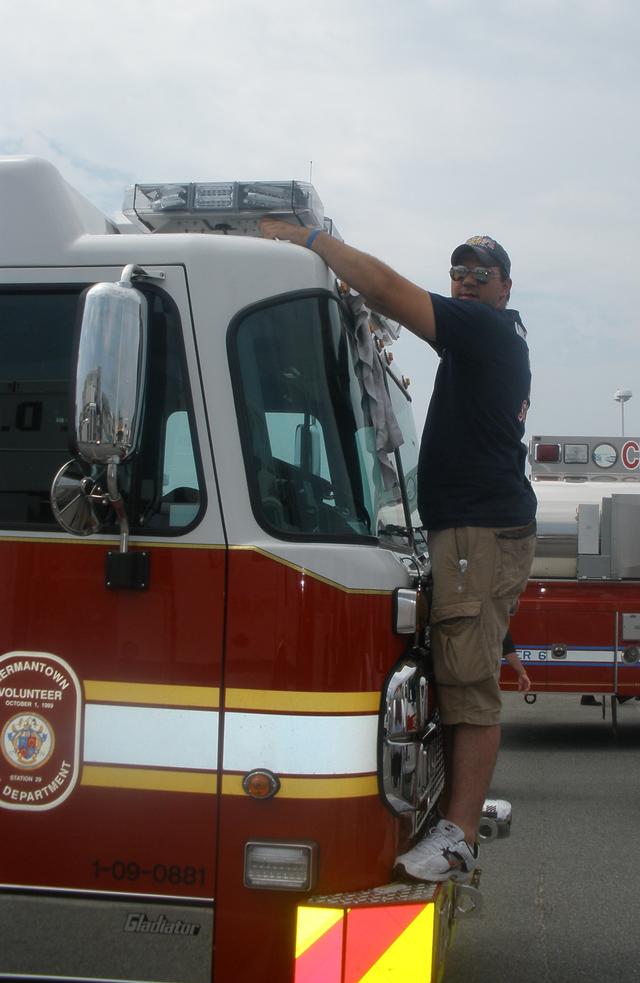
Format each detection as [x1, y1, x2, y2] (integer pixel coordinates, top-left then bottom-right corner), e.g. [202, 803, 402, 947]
[450, 265, 500, 285]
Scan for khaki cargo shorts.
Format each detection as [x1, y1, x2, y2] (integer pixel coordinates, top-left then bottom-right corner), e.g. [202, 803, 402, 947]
[428, 523, 536, 726]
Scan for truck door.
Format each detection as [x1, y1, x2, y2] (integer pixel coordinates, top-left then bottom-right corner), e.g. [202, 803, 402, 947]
[0, 268, 224, 983]
[541, 589, 616, 695]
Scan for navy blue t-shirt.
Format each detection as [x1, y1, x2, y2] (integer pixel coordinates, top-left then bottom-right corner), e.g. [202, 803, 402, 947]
[417, 293, 537, 530]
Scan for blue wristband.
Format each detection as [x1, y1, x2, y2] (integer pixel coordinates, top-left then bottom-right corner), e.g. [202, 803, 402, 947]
[306, 228, 322, 249]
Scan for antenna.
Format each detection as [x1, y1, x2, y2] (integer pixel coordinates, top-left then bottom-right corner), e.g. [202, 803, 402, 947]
[309, 160, 313, 183]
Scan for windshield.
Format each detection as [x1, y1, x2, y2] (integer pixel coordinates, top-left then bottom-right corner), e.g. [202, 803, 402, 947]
[231, 293, 410, 543]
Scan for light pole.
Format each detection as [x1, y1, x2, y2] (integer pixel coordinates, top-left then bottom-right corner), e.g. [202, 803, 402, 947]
[613, 388, 632, 436]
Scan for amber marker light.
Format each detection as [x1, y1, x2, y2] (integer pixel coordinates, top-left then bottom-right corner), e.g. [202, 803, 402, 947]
[242, 769, 281, 799]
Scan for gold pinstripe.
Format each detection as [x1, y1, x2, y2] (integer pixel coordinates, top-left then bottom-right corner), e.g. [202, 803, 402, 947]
[81, 765, 217, 794]
[229, 545, 393, 595]
[0, 534, 223, 550]
[224, 688, 380, 713]
[222, 774, 378, 798]
[0, 535, 394, 594]
[84, 680, 220, 708]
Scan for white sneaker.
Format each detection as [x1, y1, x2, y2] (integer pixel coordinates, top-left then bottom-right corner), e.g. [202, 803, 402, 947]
[393, 819, 478, 883]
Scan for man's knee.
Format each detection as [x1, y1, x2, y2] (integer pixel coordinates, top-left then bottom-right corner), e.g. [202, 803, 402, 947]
[436, 677, 502, 726]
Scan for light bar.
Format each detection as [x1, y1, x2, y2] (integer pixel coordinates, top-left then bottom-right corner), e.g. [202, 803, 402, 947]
[122, 180, 326, 236]
[244, 841, 317, 891]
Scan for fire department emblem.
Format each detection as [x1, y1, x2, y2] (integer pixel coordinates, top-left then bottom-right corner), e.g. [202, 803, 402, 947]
[0, 651, 81, 811]
[2, 713, 54, 769]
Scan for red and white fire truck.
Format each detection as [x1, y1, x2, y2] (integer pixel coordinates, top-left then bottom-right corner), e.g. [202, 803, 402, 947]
[0, 157, 503, 983]
[502, 435, 640, 729]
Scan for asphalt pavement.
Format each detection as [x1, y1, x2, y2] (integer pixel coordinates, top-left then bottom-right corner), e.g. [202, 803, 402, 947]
[444, 692, 640, 983]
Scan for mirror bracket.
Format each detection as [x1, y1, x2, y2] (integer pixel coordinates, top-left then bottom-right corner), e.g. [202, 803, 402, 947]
[106, 460, 130, 554]
[121, 264, 165, 284]
[105, 550, 150, 591]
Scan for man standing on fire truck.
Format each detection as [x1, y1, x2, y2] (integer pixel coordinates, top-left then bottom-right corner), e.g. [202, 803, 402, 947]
[260, 220, 537, 882]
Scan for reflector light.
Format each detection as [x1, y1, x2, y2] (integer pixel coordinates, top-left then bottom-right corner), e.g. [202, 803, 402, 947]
[242, 768, 280, 799]
[393, 588, 418, 634]
[244, 841, 317, 891]
[534, 443, 561, 463]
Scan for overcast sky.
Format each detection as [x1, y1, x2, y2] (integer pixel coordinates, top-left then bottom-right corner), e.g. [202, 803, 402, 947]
[2, 0, 638, 440]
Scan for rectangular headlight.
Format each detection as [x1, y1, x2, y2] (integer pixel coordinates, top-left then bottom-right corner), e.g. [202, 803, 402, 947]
[244, 841, 317, 891]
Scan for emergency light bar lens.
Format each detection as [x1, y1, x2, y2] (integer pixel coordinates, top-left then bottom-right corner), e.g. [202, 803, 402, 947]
[535, 443, 561, 463]
[238, 181, 322, 219]
[244, 842, 317, 891]
[193, 183, 235, 209]
[135, 184, 190, 212]
[240, 184, 292, 209]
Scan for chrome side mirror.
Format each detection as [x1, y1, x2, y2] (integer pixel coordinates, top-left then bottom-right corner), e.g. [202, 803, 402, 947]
[74, 266, 148, 465]
[51, 265, 158, 554]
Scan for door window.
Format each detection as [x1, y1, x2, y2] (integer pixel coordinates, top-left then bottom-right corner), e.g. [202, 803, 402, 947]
[0, 286, 203, 533]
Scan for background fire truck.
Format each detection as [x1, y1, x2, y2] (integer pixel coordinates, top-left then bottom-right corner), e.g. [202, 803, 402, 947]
[501, 435, 640, 732]
[0, 156, 505, 983]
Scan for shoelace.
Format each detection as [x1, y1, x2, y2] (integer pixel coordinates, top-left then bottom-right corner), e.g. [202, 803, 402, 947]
[420, 825, 460, 854]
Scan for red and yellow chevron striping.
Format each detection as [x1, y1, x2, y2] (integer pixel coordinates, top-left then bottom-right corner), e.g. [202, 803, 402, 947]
[295, 894, 443, 982]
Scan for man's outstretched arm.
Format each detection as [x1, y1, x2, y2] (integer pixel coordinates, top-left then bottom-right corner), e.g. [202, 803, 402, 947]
[260, 219, 436, 343]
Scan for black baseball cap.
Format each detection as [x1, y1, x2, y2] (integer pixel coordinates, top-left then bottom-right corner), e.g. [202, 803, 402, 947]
[451, 235, 511, 277]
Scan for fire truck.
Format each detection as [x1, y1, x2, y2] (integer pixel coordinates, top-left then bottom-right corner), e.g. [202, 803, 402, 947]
[0, 156, 506, 983]
[502, 434, 640, 731]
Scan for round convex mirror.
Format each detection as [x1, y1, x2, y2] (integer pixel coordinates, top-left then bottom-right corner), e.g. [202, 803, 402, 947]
[50, 460, 108, 536]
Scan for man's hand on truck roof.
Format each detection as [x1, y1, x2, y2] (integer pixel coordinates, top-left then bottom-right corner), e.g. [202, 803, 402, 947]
[260, 217, 436, 344]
